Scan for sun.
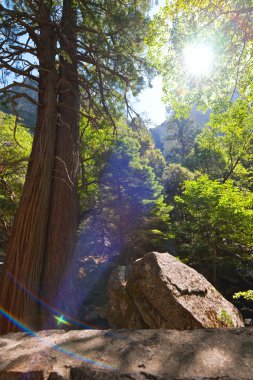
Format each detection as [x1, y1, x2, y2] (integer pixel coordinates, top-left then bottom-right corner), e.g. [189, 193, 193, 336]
[183, 43, 214, 76]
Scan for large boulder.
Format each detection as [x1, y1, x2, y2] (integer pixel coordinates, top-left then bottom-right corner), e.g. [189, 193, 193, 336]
[108, 252, 244, 329]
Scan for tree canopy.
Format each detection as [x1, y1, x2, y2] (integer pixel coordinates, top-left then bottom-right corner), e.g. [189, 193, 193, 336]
[148, 0, 253, 114]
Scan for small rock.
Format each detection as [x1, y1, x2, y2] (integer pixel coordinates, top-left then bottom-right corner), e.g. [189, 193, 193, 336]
[245, 318, 253, 326]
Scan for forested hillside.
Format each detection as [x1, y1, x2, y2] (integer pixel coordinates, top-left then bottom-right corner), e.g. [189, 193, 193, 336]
[0, 0, 253, 335]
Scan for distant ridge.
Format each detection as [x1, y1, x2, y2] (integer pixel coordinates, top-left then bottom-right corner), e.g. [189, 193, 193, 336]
[0, 78, 37, 129]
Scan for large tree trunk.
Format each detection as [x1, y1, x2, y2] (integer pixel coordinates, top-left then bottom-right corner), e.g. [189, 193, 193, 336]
[0, 5, 58, 334]
[39, 0, 80, 328]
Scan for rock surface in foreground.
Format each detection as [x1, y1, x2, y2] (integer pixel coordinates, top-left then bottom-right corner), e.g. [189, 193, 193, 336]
[0, 328, 253, 379]
[108, 252, 244, 329]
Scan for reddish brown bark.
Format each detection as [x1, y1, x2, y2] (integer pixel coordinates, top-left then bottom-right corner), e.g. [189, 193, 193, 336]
[0, 4, 58, 333]
[39, 0, 80, 327]
[0, 0, 81, 334]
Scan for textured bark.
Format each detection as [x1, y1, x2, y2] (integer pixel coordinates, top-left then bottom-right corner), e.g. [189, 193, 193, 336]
[0, 4, 58, 334]
[0, 0, 80, 333]
[39, 0, 80, 327]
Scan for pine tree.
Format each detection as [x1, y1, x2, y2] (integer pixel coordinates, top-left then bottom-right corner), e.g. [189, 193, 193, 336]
[78, 122, 171, 265]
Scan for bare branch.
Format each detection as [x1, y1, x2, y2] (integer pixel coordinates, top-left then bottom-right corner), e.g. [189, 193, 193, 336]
[0, 59, 38, 82]
[0, 81, 39, 95]
[0, 4, 39, 44]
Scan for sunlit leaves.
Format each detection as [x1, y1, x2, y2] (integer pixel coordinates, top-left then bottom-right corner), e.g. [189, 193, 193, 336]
[0, 111, 32, 243]
[175, 175, 253, 259]
[149, 0, 253, 114]
[233, 289, 253, 301]
[195, 99, 253, 183]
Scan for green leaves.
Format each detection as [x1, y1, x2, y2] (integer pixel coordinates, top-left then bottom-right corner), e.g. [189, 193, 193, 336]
[78, 116, 171, 260]
[195, 99, 253, 183]
[149, 0, 253, 114]
[233, 290, 253, 302]
[0, 113, 31, 163]
[0, 111, 32, 245]
[175, 175, 253, 260]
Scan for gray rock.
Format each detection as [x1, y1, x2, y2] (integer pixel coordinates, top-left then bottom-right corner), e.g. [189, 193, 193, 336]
[244, 318, 253, 326]
[107, 266, 147, 329]
[0, 328, 253, 379]
[109, 252, 244, 329]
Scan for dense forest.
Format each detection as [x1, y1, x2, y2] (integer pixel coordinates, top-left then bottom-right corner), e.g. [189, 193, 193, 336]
[0, 0, 253, 335]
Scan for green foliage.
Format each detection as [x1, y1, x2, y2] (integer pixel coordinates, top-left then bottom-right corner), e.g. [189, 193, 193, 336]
[217, 308, 233, 327]
[1, 0, 154, 132]
[195, 100, 253, 183]
[175, 175, 253, 247]
[147, 0, 253, 301]
[0, 112, 32, 250]
[163, 117, 201, 164]
[76, 0, 154, 121]
[162, 163, 198, 203]
[148, 0, 253, 114]
[159, 100, 253, 289]
[233, 290, 253, 302]
[78, 117, 115, 213]
[174, 175, 253, 281]
[78, 117, 171, 262]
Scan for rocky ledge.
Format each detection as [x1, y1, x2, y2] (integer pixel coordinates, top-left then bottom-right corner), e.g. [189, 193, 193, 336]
[0, 328, 253, 379]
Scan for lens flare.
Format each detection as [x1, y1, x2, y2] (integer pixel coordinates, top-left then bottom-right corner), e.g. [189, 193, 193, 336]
[5, 271, 97, 330]
[0, 305, 115, 370]
[184, 43, 214, 76]
[53, 314, 71, 326]
[2, 271, 128, 339]
[0, 306, 35, 335]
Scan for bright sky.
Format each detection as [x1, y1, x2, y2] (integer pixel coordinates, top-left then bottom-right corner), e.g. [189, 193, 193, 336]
[133, 77, 166, 127]
[133, 0, 167, 127]
[135, 1, 216, 127]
